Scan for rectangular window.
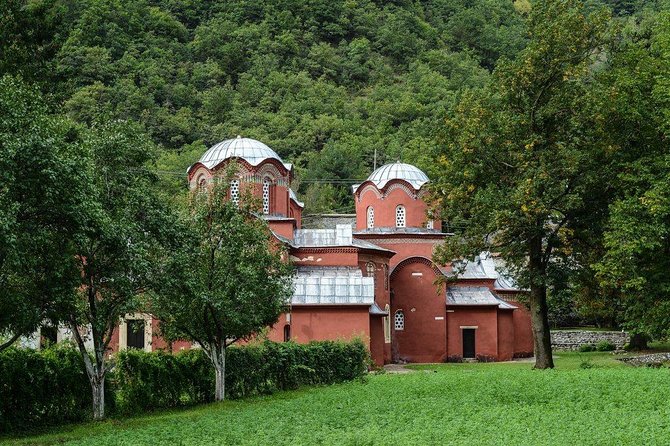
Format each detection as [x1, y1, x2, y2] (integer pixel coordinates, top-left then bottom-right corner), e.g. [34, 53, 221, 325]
[126, 320, 145, 350]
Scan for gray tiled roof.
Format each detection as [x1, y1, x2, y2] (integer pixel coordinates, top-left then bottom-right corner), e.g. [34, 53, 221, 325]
[289, 188, 304, 208]
[292, 225, 393, 254]
[292, 267, 374, 305]
[446, 286, 517, 309]
[355, 162, 429, 191]
[194, 136, 292, 170]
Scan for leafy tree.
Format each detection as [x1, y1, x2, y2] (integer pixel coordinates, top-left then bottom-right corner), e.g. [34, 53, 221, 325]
[429, 0, 611, 369]
[151, 179, 294, 401]
[0, 75, 86, 350]
[63, 120, 176, 420]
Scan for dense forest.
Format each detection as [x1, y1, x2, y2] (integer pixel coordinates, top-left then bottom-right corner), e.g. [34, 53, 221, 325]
[3, 0, 670, 357]
[1, 0, 655, 211]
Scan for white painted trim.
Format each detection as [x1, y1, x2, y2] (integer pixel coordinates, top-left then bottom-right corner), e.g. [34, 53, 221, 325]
[119, 313, 153, 352]
[460, 325, 478, 329]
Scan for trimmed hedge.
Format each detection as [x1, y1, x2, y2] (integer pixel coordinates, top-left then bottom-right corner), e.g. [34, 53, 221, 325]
[114, 339, 369, 412]
[0, 339, 369, 431]
[0, 346, 101, 432]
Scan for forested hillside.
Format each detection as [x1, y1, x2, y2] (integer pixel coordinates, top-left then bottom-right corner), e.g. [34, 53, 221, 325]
[0, 0, 658, 211]
[0, 0, 564, 209]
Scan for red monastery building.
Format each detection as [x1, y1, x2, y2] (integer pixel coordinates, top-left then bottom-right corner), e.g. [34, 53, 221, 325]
[180, 136, 534, 365]
[35, 137, 530, 362]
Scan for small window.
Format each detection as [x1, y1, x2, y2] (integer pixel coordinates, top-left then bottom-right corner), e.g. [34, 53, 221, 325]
[283, 324, 291, 342]
[230, 180, 240, 206]
[366, 261, 375, 277]
[197, 176, 207, 192]
[394, 310, 404, 331]
[426, 220, 434, 229]
[366, 206, 374, 229]
[396, 205, 406, 228]
[262, 178, 271, 214]
[126, 320, 145, 350]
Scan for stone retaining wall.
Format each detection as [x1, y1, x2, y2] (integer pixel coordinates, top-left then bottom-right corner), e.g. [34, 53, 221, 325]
[550, 330, 628, 351]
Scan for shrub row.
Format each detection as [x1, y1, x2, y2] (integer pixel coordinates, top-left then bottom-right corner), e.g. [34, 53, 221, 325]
[578, 340, 616, 352]
[0, 339, 369, 431]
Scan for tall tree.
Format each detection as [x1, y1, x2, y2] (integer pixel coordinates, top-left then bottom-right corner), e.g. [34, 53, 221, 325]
[428, 0, 611, 368]
[63, 120, 176, 420]
[594, 10, 670, 343]
[0, 75, 86, 350]
[151, 180, 294, 401]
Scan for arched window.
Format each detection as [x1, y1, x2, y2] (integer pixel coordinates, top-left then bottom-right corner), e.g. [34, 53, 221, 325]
[230, 180, 240, 206]
[262, 178, 271, 214]
[394, 310, 405, 331]
[426, 220, 434, 229]
[395, 205, 406, 228]
[283, 324, 291, 342]
[366, 206, 374, 229]
[197, 176, 207, 193]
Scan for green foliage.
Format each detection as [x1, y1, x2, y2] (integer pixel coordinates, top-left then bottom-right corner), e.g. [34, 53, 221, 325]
[0, 75, 87, 348]
[0, 0, 532, 211]
[596, 340, 616, 352]
[0, 340, 367, 432]
[579, 344, 596, 352]
[11, 354, 670, 445]
[0, 346, 98, 431]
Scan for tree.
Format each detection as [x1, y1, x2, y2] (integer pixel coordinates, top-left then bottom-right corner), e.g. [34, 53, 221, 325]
[428, 0, 611, 368]
[151, 179, 294, 401]
[0, 75, 86, 351]
[63, 120, 176, 420]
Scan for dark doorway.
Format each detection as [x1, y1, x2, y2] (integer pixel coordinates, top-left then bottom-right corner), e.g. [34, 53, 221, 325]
[283, 324, 291, 342]
[127, 320, 145, 350]
[462, 329, 475, 358]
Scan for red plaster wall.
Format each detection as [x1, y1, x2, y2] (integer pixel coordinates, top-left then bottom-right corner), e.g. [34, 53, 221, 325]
[510, 301, 534, 356]
[391, 262, 446, 363]
[354, 181, 441, 231]
[290, 249, 360, 267]
[369, 316, 385, 366]
[269, 220, 296, 240]
[267, 307, 371, 345]
[446, 306, 499, 359]
[497, 310, 515, 361]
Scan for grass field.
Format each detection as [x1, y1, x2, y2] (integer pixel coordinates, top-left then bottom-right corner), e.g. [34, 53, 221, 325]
[5, 352, 670, 446]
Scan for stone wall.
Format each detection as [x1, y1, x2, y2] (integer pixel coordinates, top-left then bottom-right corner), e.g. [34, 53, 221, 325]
[550, 330, 628, 350]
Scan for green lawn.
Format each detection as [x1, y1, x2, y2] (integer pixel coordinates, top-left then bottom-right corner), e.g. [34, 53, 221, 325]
[5, 352, 670, 446]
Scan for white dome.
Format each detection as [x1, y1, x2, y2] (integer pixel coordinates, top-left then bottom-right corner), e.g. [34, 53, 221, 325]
[365, 162, 429, 190]
[197, 136, 287, 170]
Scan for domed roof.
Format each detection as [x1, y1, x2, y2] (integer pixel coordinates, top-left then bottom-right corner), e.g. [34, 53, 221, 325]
[195, 136, 290, 170]
[364, 162, 429, 190]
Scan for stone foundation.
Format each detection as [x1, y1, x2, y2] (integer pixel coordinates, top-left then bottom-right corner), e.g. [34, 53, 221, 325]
[550, 330, 628, 351]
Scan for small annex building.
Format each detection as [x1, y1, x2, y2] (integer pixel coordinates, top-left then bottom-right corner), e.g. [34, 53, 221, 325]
[180, 136, 534, 365]
[22, 137, 532, 363]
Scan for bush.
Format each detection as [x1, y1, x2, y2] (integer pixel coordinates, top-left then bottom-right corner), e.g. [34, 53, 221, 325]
[445, 355, 463, 363]
[1, 339, 368, 431]
[113, 339, 369, 412]
[476, 354, 496, 363]
[0, 345, 97, 431]
[578, 344, 596, 352]
[596, 340, 616, 352]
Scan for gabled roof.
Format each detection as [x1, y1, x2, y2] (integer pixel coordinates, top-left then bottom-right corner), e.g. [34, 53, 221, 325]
[446, 286, 517, 309]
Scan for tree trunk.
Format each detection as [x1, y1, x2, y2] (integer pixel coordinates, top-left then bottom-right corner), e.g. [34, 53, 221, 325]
[529, 236, 554, 369]
[69, 321, 107, 420]
[0, 332, 22, 352]
[91, 374, 105, 420]
[213, 345, 226, 401]
[628, 333, 649, 351]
